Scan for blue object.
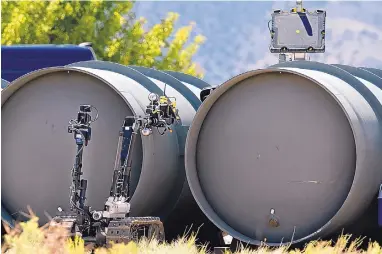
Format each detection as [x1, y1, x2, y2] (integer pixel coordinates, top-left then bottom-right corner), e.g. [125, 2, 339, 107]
[1, 204, 14, 228]
[121, 127, 133, 165]
[379, 184, 382, 226]
[1, 44, 96, 84]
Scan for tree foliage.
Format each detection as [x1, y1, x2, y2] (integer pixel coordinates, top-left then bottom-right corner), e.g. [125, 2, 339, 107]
[1, 0, 206, 77]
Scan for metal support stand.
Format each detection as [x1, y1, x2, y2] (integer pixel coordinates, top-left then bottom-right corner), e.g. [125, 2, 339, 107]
[296, 0, 303, 12]
[278, 53, 287, 63]
[293, 52, 307, 61]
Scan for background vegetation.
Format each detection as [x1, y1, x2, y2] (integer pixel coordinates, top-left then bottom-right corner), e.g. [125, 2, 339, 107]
[1, 0, 206, 78]
[2, 215, 382, 254]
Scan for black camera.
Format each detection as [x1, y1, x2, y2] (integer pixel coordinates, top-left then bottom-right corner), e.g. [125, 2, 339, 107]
[123, 117, 136, 127]
[200, 86, 216, 102]
[68, 105, 94, 145]
[77, 105, 92, 125]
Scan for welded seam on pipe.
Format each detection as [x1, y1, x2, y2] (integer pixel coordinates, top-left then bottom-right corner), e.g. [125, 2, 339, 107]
[360, 67, 382, 81]
[66, 61, 163, 95]
[1, 67, 143, 116]
[163, 70, 210, 90]
[270, 62, 382, 124]
[361, 68, 382, 78]
[332, 65, 382, 92]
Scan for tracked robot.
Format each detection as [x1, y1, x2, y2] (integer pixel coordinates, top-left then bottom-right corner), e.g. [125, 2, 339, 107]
[51, 92, 180, 246]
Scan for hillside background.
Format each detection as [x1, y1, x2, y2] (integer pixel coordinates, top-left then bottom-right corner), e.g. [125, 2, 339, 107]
[133, 1, 382, 85]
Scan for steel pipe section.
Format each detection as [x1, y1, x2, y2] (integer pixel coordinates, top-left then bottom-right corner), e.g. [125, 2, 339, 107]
[1, 61, 206, 228]
[128, 66, 200, 210]
[163, 70, 211, 98]
[129, 66, 223, 244]
[185, 61, 382, 246]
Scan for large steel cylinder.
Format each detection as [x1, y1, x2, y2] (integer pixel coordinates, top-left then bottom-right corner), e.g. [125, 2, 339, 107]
[185, 61, 382, 246]
[1, 61, 207, 229]
[127, 66, 224, 244]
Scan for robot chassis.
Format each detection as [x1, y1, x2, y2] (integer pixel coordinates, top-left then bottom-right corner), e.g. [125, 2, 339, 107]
[50, 92, 180, 246]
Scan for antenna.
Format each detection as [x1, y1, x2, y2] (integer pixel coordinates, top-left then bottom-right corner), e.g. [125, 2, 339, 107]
[163, 83, 168, 97]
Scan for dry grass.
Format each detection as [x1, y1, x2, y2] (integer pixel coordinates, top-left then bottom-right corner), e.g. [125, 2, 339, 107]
[1, 212, 382, 254]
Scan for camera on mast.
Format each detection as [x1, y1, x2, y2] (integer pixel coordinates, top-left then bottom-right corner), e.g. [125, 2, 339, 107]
[269, 0, 326, 55]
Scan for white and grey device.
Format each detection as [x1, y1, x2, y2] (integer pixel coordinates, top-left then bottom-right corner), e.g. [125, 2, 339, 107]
[269, 0, 326, 54]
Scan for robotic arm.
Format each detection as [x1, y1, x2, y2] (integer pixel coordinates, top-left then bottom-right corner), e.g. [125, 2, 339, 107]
[67, 105, 98, 214]
[53, 92, 175, 245]
[94, 92, 180, 221]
